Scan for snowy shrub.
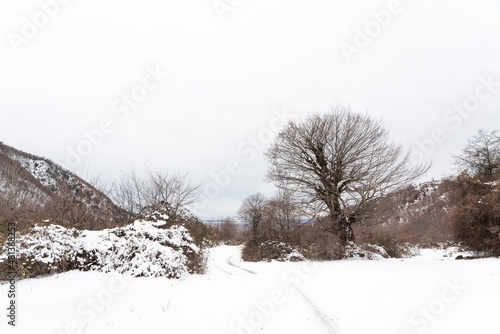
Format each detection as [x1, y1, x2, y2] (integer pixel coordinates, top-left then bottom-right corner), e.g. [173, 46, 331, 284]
[0, 216, 206, 280]
[242, 239, 306, 262]
[347, 242, 419, 260]
[359, 234, 416, 259]
[343, 242, 386, 260]
[241, 231, 419, 262]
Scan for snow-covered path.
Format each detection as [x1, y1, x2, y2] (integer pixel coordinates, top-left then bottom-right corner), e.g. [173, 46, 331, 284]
[1, 245, 499, 334]
[207, 245, 341, 333]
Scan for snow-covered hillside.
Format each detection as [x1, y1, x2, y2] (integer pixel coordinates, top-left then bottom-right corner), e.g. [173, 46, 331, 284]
[1, 245, 498, 334]
[367, 181, 447, 225]
[0, 142, 123, 224]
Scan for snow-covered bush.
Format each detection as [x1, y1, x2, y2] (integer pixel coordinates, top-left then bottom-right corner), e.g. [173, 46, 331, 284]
[0, 216, 206, 280]
[358, 234, 418, 259]
[342, 243, 386, 260]
[241, 228, 418, 262]
[242, 239, 306, 262]
[344, 242, 419, 260]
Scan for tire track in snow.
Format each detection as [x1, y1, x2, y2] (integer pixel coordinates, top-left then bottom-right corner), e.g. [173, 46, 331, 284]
[211, 263, 235, 276]
[226, 253, 258, 275]
[293, 286, 342, 334]
[223, 248, 342, 334]
[208, 247, 239, 276]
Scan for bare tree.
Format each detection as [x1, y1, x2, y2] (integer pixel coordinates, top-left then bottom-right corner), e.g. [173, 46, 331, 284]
[112, 169, 147, 223]
[215, 216, 240, 243]
[238, 193, 267, 236]
[145, 169, 200, 218]
[112, 168, 200, 220]
[263, 188, 302, 242]
[265, 106, 430, 243]
[453, 129, 500, 179]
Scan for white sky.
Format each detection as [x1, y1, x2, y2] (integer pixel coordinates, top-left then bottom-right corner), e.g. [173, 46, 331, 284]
[1, 0, 500, 218]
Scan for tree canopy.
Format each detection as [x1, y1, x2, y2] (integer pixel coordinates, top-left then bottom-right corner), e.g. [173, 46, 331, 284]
[265, 106, 429, 242]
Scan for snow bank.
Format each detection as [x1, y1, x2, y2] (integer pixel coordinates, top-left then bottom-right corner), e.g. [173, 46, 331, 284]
[0, 217, 203, 279]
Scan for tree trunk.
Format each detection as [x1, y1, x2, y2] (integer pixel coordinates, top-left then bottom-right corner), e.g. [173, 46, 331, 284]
[338, 219, 355, 243]
[327, 194, 355, 243]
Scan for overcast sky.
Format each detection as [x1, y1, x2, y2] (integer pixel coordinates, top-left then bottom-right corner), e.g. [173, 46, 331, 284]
[1, 0, 499, 219]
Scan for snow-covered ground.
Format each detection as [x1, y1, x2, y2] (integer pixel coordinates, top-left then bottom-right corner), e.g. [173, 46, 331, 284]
[1, 245, 499, 334]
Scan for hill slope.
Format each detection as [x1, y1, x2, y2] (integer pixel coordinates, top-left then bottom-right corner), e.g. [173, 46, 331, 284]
[0, 142, 124, 229]
[362, 180, 453, 244]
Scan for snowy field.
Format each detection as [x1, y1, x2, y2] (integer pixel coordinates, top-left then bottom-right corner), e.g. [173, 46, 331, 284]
[1, 245, 499, 334]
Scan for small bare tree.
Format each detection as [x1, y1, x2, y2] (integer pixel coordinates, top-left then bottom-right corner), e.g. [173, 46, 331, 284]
[112, 168, 200, 220]
[453, 129, 500, 180]
[215, 216, 240, 244]
[265, 106, 429, 243]
[238, 193, 267, 236]
[263, 188, 302, 242]
[145, 169, 200, 218]
[112, 169, 148, 223]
